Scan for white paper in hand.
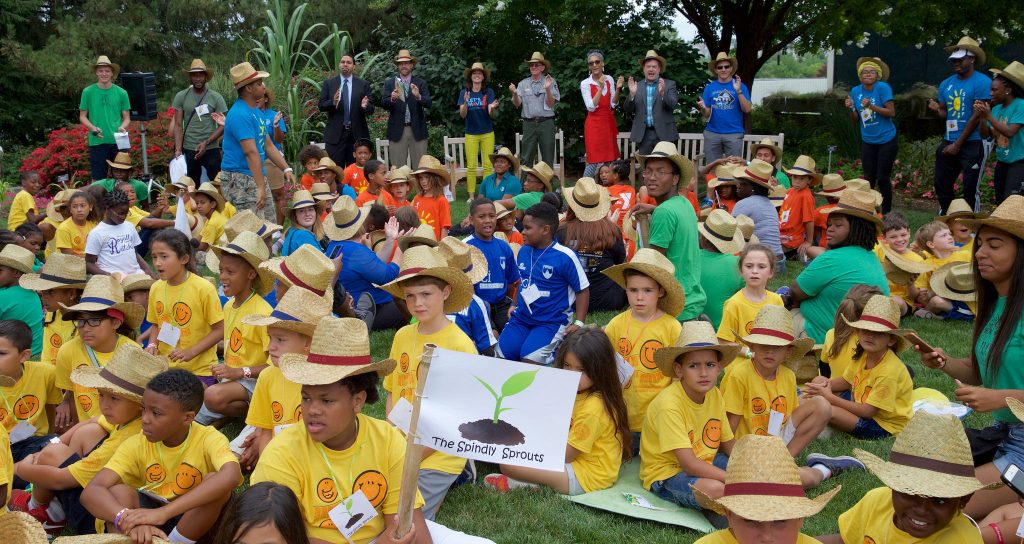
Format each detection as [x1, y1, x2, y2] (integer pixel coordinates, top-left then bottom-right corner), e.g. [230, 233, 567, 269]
[169, 155, 187, 185]
[114, 131, 130, 151]
[174, 195, 193, 240]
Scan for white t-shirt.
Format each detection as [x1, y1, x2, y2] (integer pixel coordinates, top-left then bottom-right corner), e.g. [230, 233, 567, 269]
[85, 221, 143, 275]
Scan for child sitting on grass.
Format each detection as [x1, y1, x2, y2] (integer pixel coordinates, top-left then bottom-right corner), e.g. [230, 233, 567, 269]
[876, 212, 929, 316]
[356, 159, 393, 208]
[385, 165, 413, 212]
[911, 220, 972, 319]
[122, 273, 156, 345]
[18, 254, 86, 368]
[281, 190, 324, 257]
[192, 182, 227, 253]
[81, 369, 242, 544]
[411, 155, 453, 240]
[803, 294, 914, 439]
[494, 203, 524, 245]
[84, 188, 152, 277]
[709, 165, 739, 214]
[496, 162, 555, 218]
[0, 320, 61, 463]
[717, 244, 783, 364]
[697, 210, 745, 329]
[938, 198, 980, 252]
[314, 157, 357, 200]
[55, 191, 99, 257]
[465, 197, 521, 331]
[486, 326, 631, 495]
[6, 171, 45, 231]
[213, 481, 309, 544]
[343, 138, 374, 194]
[819, 284, 882, 379]
[439, 237, 498, 356]
[812, 174, 845, 250]
[779, 155, 821, 261]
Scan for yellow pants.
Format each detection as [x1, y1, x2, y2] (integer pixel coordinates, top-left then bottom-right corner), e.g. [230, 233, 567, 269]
[465, 132, 494, 196]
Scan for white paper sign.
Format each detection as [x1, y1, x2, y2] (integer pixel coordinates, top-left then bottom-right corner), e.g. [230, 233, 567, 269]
[416, 348, 579, 471]
[114, 130, 130, 151]
[195, 104, 210, 117]
[9, 421, 36, 444]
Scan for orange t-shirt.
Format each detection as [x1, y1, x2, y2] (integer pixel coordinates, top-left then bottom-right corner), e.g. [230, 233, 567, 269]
[607, 184, 637, 230]
[299, 173, 317, 191]
[356, 188, 398, 208]
[813, 204, 836, 248]
[714, 198, 737, 214]
[504, 229, 524, 245]
[412, 194, 451, 239]
[342, 164, 368, 194]
[779, 187, 815, 249]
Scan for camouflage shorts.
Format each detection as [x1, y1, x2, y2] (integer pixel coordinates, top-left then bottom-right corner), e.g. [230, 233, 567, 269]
[220, 170, 275, 223]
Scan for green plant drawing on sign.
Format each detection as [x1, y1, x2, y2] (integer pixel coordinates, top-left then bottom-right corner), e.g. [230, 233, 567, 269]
[474, 370, 538, 424]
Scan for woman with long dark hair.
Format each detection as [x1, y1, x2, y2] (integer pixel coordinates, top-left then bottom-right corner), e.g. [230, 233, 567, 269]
[458, 62, 498, 201]
[557, 177, 627, 311]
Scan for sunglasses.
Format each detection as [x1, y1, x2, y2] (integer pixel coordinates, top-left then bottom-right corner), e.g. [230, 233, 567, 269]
[588, 60, 602, 66]
[715, 65, 732, 70]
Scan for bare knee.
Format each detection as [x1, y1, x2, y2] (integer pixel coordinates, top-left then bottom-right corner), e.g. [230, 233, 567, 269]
[36, 443, 74, 466]
[204, 385, 229, 412]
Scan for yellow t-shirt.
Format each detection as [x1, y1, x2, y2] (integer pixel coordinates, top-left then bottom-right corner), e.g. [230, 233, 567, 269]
[148, 272, 224, 376]
[0, 362, 62, 435]
[104, 421, 239, 501]
[820, 328, 859, 380]
[252, 415, 425, 544]
[222, 201, 237, 219]
[55, 335, 136, 424]
[222, 294, 272, 369]
[199, 211, 226, 247]
[41, 312, 77, 367]
[839, 487, 983, 544]
[915, 250, 971, 289]
[721, 359, 799, 439]
[695, 530, 821, 544]
[384, 321, 476, 475]
[125, 206, 148, 228]
[0, 425, 11, 505]
[246, 364, 303, 431]
[54, 219, 96, 256]
[568, 392, 622, 493]
[842, 350, 913, 434]
[7, 189, 36, 231]
[640, 383, 733, 489]
[68, 418, 142, 487]
[42, 216, 62, 261]
[605, 311, 681, 431]
[875, 243, 925, 298]
[717, 290, 784, 365]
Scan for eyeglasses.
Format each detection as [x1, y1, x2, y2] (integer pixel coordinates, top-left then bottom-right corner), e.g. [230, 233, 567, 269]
[643, 168, 674, 178]
[588, 60, 602, 66]
[715, 65, 732, 71]
[74, 317, 108, 328]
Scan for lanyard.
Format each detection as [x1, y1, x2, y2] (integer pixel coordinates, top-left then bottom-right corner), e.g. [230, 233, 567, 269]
[526, 242, 555, 284]
[622, 312, 660, 361]
[141, 427, 192, 491]
[84, 345, 102, 368]
[315, 419, 364, 503]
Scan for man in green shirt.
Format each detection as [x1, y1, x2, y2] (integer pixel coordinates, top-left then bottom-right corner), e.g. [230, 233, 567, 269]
[635, 141, 707, 321]
[79, 55, 131, 182]
[91, 152, 150, 208]
[172, 59, 228, 182]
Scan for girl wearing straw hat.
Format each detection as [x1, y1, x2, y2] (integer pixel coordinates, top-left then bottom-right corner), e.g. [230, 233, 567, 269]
[845, 56, 898, 213]
[978, 60, 1024, 204]
[84, 189, 153, 277]
[411, 155, 452, 240]
[19, 253, 87, 368]
[191, 182, 227, 253]
[281, 190, 324, 256]
[557, 178, 627, 312]
[458, 62, 499, 200]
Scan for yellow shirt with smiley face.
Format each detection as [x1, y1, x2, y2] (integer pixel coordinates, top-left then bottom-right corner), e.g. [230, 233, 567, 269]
[721, 359, 799, 439]
[604, 311, 681, 432]
[221, 294, 271, 369]
[246, 363, 302, 431]
[568, 392, 623, 493]
[54, 218, 96, 256]
[0, 361, 63, 436]
[41, 312, 77, 367]
[55, 334, 136, 425]
[147, 273, 224, 376]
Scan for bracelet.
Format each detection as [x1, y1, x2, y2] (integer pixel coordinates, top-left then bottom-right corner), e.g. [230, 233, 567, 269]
[937, 358, 947, 369]
[283, 167, 293, 174]
[114, 507, 130, 531]
[990, 522, 1003, 544]
[243, 366, 252, 379]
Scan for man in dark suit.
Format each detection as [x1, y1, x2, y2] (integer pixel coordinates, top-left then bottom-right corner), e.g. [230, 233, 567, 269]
[622, 50, 678, 154]
[381, 49, 432, 168]
[319, 54, 375, 167]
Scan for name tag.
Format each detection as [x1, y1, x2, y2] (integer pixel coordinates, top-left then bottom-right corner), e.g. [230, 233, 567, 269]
[157, 322, 181, 348]
[767, 409, 785, 437]
[947, 119, 959, 132]
[860, 108, 873, 123]
[328, 489, 378, 541]
[9, 421, 36, 444]
[195, 104, 210, 118]
[519, 284, 542, 309]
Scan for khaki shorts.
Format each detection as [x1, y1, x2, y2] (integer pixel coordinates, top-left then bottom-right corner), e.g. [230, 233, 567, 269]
[264, 158, 285, 191]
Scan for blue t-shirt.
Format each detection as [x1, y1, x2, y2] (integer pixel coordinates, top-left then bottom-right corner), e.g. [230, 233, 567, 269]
[263, 108, 287, 152]
[702, 79, 749, 134]
[448, 295, 497, 353]
[732, 195, 782, 257]
[221, 100, 268, 175]
[511, 241, 589, 325]
[326, 240, 399, 305]
[937, 71, 992, 142]
[464, 234, 521, 304]
[458, 88, 496, 135]
[992, 98, 1024, 163]
[796, 245, 889, 343]
[851, 82, 897, 144]
[478, 173, 522, 201]
[282, 228, 320, 257]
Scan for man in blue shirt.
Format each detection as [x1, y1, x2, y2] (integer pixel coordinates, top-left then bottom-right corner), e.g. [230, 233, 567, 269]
[699, 52, 752, 166]
[220, 62, 295, 223]
[929, 37, 992, 213]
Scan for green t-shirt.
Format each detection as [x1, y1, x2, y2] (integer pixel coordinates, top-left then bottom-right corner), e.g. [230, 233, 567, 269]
[699, 249, 743, 329]
[795, 245, 889, 343]
[648, 195, 706, 320]
[92, 178, 150, 203]
[512, 191, 543, 211]
[774, 170, 791, 188]
[79, 84, 131, 146]
[171, 87, 229, 150]
[0, 285, 43, 357]
[976, 296, 1024, 422]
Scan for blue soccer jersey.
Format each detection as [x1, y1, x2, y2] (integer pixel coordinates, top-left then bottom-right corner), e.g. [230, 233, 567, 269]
[511, 241, 589, 325]
[464, 234, 521, 305]
[448, 294, 497, 353]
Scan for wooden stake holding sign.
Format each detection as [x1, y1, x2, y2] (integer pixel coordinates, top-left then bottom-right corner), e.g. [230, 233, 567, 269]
[394, 344, 435, 540]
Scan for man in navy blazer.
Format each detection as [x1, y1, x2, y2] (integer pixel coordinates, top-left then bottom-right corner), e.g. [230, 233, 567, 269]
[381, 49, 432, 168]
[319, 54, 375, 167]
[622, 50, 678, 155]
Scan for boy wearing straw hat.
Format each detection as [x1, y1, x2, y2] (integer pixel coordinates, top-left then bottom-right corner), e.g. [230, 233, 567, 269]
[79, 56, 130, 182]
[602, 248, 684, 452]
[11, 344, 167, 535]
[172, 59, 228, 183]
[696, 209, 745, 328]
[91, 152, 151, 208]
[439, 237, 498, 356]
[938, 198, 983, 252]
[876, 212, 931, 316]
[818, 411, 990, 544]
[0, 245, 45, 357]
[464, 197, 521, 331]
[385, 165, 414, 212]
[18, 253, 87, 368]
[780, 156, 822, 260]
[191, 182, 227, 253]
[0, 320, 61, 463]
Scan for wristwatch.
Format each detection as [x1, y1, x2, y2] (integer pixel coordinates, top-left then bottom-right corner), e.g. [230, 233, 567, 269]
[242, 367, 252, 379]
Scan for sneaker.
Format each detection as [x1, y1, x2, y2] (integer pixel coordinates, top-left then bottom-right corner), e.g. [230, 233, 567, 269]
[8, 489, 30, 513]
[9, 491, 64, 535]
[453, 460, 477, 487]
[776, 286, 791, 298]
[806, 453, 865, 476]
[483, 473, 512, 492]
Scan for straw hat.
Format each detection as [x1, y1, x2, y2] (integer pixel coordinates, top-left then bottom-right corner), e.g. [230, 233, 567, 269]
[1009, 397, 1024, 422]
[641, 50, 667, 71]
[962, 195, 1024, 241]
[930, 262, 976, 302]
[211, 231, 274, 295]
[59, 275, 145, 329]
[565, 177, 610, 222]
[708, 165, 738, 189]
[840, 178, 883, 207]
[523, 52, 551, 71]
[437, 237, 488, 285]
[120, 273, 155, 294]
[378, 246, 473, 313]
[230, 61, 269, 89]
[856, 57, 890, 82]
[698, 209, 745, 254]
[783, 155, 823, 186]
[602, 248, 685, 316]
[739, 305, 815, 359]
[464, 61, 491, 79]
[882, 245, 933, 276]
[494, 202, 515, 221]
[171, 175, 196, 193]
[369, 229, 388, 252]
[992, 61, 1024, 91]
[398, 223, 439, 252]
[91, 55, 120, 77]
[520, 162, 555, 192]
[71, 344, 168, 403]
[841, 294, 912, 353]
[46, 190, 69, 223]
[224, 209, 282, 241]
[309, 182, 336, 201]
[323, 196, 369, 242]
[786, 343, 822, 384]
[708, 51, 737, 74]
[279, 317, 396, 385]
[937, 198, 984, 222]
[638, 142, 696, 191]
[823, 189, 883, 232]
[243, 284, 332, 337]
[394, 49, 417, 65]
[653, 321, 739, 378]
[106, 152, 133, 171]
[702, 435, 839, 521]
[312, 157, 345, 180]
[816, 173, 847, 197]
[488, 147, 520, 174]
[411, 155, 451, 186]
[750, 138, 782, 163]
[288, 189, 317, 210]
[386, 165, 412, 186]
[735, 215, 756, 242]
[945, 36, 986, 66]
[194, 182, 225, 212]
[0, 245, 35, 275]
[767, 183, 787, 208]
[0, 511, 48, 544]
[184, 58, 214, 79]
[260, 244, 336, 299]
[19, 253, 87, 291]
[734, 159, 775, 190]
[856, 411, 998, 498]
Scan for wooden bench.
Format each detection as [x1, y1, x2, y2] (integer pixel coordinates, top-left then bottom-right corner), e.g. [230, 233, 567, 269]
[614, 131, 785, 173]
